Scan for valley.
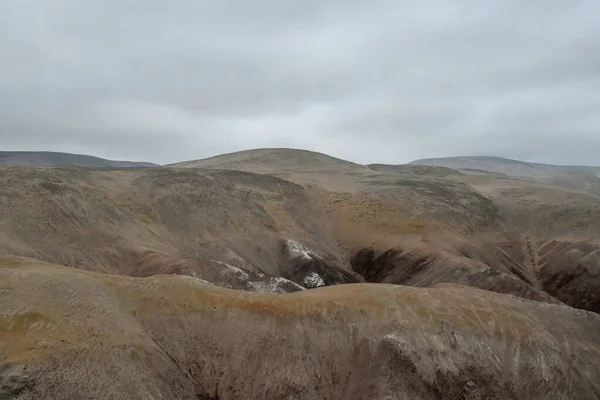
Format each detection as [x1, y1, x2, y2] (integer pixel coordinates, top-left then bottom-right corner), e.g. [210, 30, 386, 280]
[1, 149, 599, 399]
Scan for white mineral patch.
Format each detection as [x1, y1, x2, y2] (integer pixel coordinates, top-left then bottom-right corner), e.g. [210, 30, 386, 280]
[286, 239, 322, 260]
[383, 333, 403, 343]
[302, 272, 325, 288]
[210, 259, 250, 280]
[565, 249, 585, 259]
[248, 277, 305, 293]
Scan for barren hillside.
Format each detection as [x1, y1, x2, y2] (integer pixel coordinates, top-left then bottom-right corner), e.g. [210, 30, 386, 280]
[0, 166, 355, 290]
[1, 148, 600, 399]
[170, 148, 369, 173]
[410, 155, 600, 195]
[2, 257, 600, 399]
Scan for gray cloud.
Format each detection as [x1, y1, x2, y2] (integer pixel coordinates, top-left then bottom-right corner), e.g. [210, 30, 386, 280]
[1, 0, 599, 165]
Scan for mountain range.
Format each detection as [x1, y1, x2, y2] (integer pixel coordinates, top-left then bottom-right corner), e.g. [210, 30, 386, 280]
[3, 149, 599, 186]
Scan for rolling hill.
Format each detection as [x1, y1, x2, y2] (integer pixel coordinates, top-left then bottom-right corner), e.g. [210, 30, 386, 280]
[2, 257, 599, 399]
[169, 147, 370, 174]
[410, 156, 600, 194]
[410, 156, 600, 179]
[1, 148, 600, 398]
[0, 151, 157, 168]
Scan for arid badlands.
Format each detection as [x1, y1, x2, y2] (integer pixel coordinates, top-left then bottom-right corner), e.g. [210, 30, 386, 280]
[1, 148, 599, 399]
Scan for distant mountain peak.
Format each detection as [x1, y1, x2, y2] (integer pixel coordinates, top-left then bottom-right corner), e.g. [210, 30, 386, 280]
[408, 155, 600, 183]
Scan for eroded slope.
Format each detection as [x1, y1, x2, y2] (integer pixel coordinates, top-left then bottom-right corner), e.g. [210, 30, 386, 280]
[1, 259, 600, 399]
[0, 166, 351, 290]
[0, 151, 599, 312]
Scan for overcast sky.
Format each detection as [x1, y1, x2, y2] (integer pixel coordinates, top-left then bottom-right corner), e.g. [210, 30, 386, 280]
[1, 1, 599, 165]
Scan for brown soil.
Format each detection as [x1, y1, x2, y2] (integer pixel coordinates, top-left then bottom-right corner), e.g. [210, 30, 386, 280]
[1, 148, 600, 398]
[2, 260, 600, 399]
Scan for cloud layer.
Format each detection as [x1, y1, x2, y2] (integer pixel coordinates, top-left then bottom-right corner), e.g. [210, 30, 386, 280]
[1, 0, 599, 165]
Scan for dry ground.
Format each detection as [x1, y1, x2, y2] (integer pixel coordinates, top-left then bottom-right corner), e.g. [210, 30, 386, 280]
[1, 148, 600, 398]
[2, 257, 600, 399]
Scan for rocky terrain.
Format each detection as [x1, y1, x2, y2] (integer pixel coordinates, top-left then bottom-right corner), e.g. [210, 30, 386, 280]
[1, 148, 600, 399]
